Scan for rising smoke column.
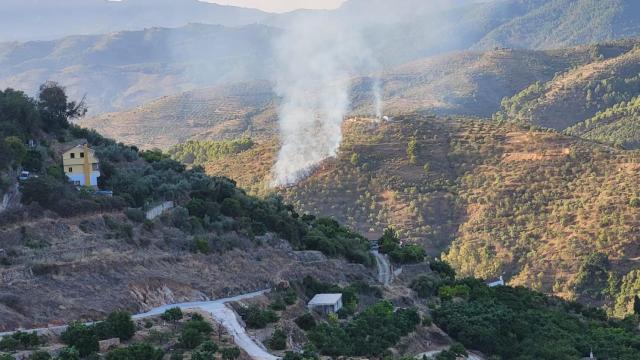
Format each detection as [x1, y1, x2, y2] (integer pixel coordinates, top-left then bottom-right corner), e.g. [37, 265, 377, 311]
[271, 16, 377, 187]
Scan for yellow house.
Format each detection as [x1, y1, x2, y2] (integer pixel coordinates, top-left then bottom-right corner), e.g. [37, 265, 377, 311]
[62, 142, 100, 187]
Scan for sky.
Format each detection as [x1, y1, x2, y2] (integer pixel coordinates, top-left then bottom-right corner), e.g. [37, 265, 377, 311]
[205, 0, 346, 13]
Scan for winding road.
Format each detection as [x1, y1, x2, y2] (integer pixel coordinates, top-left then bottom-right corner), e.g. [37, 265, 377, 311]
[2, 250, 392, 360]
[1, 290, 279, 360]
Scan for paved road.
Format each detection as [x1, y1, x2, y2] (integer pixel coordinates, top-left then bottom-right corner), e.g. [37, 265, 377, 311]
[372, 250, 392, 285]
[2, 290, 279, 360]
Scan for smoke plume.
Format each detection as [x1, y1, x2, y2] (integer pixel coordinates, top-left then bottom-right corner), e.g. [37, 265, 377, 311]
[372, 78, 384, 119]
[270, 16, 378, 187]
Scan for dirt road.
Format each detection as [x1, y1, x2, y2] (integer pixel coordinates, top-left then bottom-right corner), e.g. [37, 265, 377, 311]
[2, 290, 279, 360]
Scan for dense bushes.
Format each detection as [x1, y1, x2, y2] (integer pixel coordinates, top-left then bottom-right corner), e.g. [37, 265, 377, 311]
[302, 218, 373, 266]
[60, 311, 135, 357]
[378, 227, 425, 264]
[105, 343, 164, 360]
[433, 279, 640, 360]
[308, 301, 420, 357]
[169, 137, 255, 165]
[0, 331, 41, 351]
[238, 306, 279, 329]
[268, 329, 287, 350]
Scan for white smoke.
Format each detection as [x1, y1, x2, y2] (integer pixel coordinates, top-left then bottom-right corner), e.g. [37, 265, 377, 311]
[270, 15, 378, 187]
[372, 77, 384, 119]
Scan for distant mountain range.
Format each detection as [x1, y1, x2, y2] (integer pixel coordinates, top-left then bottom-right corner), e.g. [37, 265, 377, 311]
[0, 0, 270, 42]
[0, 24, 279, 115]
[3, 0, 640, 116]
[78, 43, 617, 150]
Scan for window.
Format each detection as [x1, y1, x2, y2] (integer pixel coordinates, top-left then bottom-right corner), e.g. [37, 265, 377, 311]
[68, 167, 73, 173]
[80, 152, 85, 158]
[70, 153, 75, 159]
[92, 163, 99, 171]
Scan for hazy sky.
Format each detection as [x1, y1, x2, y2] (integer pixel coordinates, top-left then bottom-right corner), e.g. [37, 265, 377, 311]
[206, 0, 346, 13]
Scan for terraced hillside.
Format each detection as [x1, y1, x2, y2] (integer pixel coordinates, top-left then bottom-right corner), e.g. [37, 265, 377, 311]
[357, 46, 602, 117]
[495, 40, 640, 136]
[205, 115, 640, 307]
[79, 81, 278, 149]
[566, 96, 640, 149]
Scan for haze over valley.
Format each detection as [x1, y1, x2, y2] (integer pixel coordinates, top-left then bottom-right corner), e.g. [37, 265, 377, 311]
[2, 1, 640, 359]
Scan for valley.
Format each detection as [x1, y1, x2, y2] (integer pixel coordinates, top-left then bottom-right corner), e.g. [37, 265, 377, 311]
[4, 0, 640, 359]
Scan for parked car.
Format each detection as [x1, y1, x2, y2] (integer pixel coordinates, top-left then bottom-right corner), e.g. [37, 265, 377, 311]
[18, 171, 30, 181]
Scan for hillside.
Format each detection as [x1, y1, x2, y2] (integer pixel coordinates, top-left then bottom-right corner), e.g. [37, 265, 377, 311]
[80, 45, 607, 149]
[0, 24, 279, 115]
[474, 0, 640, 50]
[78, 81, 278, 149]
[0, 85, 376, 332]
[495, 40, 640, 133]
[5, 88, 640, 360]
[203, 115, 640, 309]
[566, 96, 640, 149]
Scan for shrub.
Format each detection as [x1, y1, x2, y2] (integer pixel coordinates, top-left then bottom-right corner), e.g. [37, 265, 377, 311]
[410, 274, 442, 298]
[124, 208, 145, 222]
[28, 351, 51, 360]
[57, 347, 81, 360]
[239, 306, 279, 329]
[283, 289, 298, 305]
[191, 340, 218, 360]
[179, 328, 204, 350]
[268, 329, 287, 350]
[0, 336, 18, 351]
[220, 347, 241, 360]
[191, 237, 211, 255]
[0, 331, 41, 351]
[60, 322, 98, 357]
[269, 298, 286, 311]
[438, 284, 471, 300]
[430, 260, 456, 280]
[161, 307, 183, 322]
[105, 343, 163, 360]
[104, 311, 136, 341]
[183, 319, 213, 335]
[295, 313, 316, 331]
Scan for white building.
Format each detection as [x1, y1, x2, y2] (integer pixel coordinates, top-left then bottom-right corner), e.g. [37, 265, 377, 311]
[487, 276, 505, 287]
[308, 294, 343, 314]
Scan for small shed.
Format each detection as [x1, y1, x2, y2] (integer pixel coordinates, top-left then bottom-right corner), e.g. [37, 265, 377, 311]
[308, 293, 343, 314]
[487, 276, 504, 287]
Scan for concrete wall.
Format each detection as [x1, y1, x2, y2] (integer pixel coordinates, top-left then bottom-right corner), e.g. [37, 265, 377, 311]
[145, 201, 174, 220]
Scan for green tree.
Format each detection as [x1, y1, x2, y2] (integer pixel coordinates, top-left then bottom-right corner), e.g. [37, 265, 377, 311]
[161, 307, 183, 322]
[105, 343, 163, 360]
[37, 82, 86, 133]
[28, 351, 51, 360]
[407, 137, 418, 164]
[56, 347, 80, 360]
[295, 313, 317, 331]
[268, 329, 287, 350]
[220, 347, 241, 360]
[60, 322, 99, 357]
[179, 328, 204, 349]
[4, 136, 26, 167]
[105, 311, 136, 341]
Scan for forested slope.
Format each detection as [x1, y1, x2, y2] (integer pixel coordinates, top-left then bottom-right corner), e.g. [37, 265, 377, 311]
[203, 115, 640, 310]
